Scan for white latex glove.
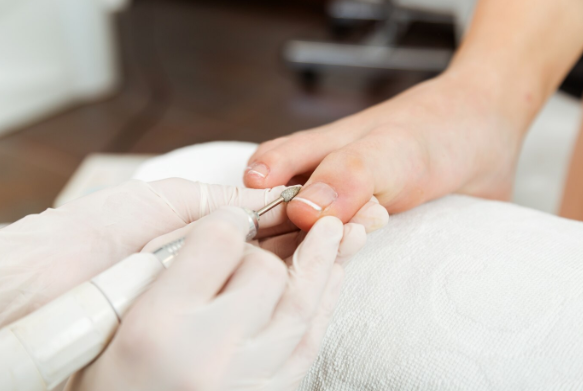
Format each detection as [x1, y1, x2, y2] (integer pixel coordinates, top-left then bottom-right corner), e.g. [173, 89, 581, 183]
[0, 179, 388, 327]
[67, 207, 362, 391]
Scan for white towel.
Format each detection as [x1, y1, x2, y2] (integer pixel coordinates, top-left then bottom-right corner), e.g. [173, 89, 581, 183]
[298, 196, 583, 390]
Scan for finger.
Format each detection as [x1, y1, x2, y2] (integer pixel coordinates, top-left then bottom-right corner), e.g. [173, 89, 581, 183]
[257, 197, 384, 262]
[230, 217, 343, 377]
[336, 223, 367, 265]
[219, 244, 288, 337]
[261, 219, 367, 264]
[348, 197, 389, 233]
[269, 264, 344, 389]
[244, 125, 359, 190]
[148, 179, 295, 229]
[256, 217, 343, 369]
[276, 216, 343, 322]
[286, 132, 413, 230]
[149, 207, 251, 303]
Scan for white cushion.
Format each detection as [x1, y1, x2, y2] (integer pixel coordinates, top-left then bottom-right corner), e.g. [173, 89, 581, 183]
[298, 195, 583, 389]
[133, 141, 258, 187]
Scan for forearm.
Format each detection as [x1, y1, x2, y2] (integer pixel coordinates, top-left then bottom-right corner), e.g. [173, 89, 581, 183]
[446, 0, 583, 133]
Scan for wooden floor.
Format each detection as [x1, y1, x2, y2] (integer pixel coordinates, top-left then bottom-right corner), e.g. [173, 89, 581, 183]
[0, 0, 452, 223]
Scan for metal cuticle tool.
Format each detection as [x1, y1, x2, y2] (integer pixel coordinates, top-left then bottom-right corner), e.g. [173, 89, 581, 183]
[156, 185, 302, 263]
[257, 185, 302, 216]
[243, 184, 302, 241]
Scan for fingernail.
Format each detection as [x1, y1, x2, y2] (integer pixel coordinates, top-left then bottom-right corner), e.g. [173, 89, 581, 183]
[246, 163, 270, 179]
[292, 182, 337, 212]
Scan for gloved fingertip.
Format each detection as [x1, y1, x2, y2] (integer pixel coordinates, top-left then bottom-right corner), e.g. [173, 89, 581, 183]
[311, 216, 344, 241]
[344, 222, 367, 240]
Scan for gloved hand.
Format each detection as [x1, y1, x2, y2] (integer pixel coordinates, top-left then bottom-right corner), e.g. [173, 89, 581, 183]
[0, 179, 388, 327]
[67, 207, 360, 391]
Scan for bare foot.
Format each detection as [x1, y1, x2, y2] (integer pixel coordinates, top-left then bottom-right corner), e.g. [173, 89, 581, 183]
[244, 72, 526, 231]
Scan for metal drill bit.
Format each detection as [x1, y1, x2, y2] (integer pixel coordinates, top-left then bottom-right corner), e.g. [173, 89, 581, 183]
[256, 185, 302, 216]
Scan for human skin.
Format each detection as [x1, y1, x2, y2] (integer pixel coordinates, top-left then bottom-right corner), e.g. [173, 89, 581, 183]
[560, 103, 583, 221]
[244, 0, 583, 231]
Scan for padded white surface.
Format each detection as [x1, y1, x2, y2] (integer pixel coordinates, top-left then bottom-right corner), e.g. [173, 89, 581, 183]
[133, 141, 258, 187]
[297, 196, 583, 390]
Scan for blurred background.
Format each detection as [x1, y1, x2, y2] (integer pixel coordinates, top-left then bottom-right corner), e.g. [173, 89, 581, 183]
[1, 0, 583, 224]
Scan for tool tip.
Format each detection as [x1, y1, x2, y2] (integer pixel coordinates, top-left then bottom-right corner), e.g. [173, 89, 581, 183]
[281, 185, 302, 202]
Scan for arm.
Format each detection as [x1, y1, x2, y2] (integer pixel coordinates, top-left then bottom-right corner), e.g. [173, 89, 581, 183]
[451, 0, 583, 133]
